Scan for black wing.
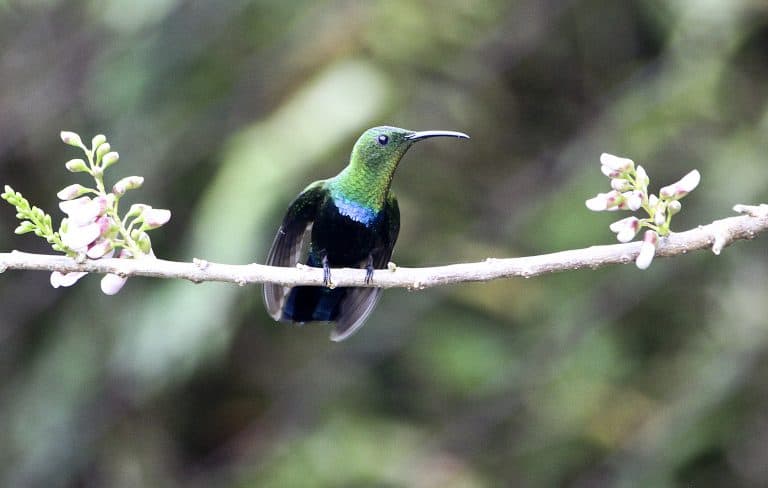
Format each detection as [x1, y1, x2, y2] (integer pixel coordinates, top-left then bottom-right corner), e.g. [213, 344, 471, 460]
[330, 194, 400, 341]
[263, 181, 327, 320]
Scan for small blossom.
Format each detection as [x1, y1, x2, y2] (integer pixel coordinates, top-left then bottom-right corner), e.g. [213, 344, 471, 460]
[668, 200, 681, 216]
[100, 273, 127, 295]
[95, 143, 111, 159]
[600, 153, 634, 173]
[61, 221, 101, 250]
[50, 271, 88, 288]
[624, 191, 643, 211]
[56, 184, 89, 201]
[100, 248, 134, 295]
[91, 134, 107, 149]
[635, 165, 649, 188]
[654, 207, 666, 226]
[586, 191, 623, 211]
[59, 196, 104, 225]
[659, 169, 701, 200]
[601, 165, 620, 178]
[112, 176, 144, 196]
[101, 151, 119, 167]
[611, 178, 631, 192]
[143, 208, 171, 229]
[58, 196, 109, 251]
[636, 230, 659, 270]
[609, 216, 640, 243]
[65, 158, 89, 173]
[86, 239, 114, 259]
[60, 131, 83, 147]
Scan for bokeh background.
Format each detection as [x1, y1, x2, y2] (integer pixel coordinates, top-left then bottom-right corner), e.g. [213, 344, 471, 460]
[1, 1, 768, 487]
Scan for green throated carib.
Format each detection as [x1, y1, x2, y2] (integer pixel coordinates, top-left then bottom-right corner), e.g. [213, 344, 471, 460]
[263, 126, 469, 341]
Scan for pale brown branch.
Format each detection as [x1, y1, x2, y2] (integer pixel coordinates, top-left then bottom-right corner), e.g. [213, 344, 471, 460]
[1, 205, 766, 289]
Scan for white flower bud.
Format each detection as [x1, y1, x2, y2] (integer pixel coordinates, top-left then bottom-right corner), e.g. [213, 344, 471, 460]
[101, 151, 119, 168]
[611, 178, 631, 192]
[86, 239, 114, 259]
[636, 230, 659, 270]
[654, 207, 666, 226]
[112, 176, 144, 196]
[126, 203, 150, 219]
[61, 221, 101, 250]
[96, 143, 111, 159]
[59, 197, 103, 225]
[600, 153, 635, 172]
[601, 165, 621, 178]
[91, 134, 107, 149]
[65, 158, 89, 173]
[60, 131, 83, 147]
[668, 200, 681, 216]
[625, 191, 643, 211]
[635, 165, 649, 187]
[659, 170, 701, 200]
[143, 208, 171, 229]
[50, 271, 88, 288]
[586, 191, 624, 211]
[101, 273, 127, 295]
[609, 216, 640, 243]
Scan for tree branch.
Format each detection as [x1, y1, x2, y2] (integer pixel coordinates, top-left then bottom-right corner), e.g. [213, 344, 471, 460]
[1, 205, 766, 289]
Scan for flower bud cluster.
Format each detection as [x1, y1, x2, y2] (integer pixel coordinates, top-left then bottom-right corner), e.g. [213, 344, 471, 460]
[586, 153, 700, 270]
[2, 131, 172, 295]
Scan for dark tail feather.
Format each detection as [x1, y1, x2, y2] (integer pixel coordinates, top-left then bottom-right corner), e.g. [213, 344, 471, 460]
[282, 286, 346, 322]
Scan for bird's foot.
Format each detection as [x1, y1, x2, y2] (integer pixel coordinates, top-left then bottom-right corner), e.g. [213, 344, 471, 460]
[364, 255, 374, 285]
[322, 255, 332, 287]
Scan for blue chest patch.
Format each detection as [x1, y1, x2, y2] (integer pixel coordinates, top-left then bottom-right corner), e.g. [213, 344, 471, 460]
[333, 196, 377, 225]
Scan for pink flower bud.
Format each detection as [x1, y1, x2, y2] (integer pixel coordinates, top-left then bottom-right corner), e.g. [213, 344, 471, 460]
[112, 176, 144, 196]
[659, 170, 701, 200]
[636, 230, 659, 270]
[609, 216, 640, 243]
[56, 184, 88, 201]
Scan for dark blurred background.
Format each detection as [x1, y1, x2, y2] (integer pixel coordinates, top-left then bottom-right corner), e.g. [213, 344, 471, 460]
[1, 1, 768, 487]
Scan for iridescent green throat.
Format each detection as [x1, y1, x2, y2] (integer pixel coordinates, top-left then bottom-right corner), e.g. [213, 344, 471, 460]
[328, 164, 394, 213]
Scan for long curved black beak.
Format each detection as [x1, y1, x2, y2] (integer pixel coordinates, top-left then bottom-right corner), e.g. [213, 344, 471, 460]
[405, 130, 470, 141]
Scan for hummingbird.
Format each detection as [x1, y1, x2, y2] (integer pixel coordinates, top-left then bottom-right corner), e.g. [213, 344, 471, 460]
[263, 126, 469, 341]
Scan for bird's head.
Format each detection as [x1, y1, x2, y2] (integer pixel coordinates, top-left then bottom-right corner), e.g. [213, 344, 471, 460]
[349, 126, 469, 176]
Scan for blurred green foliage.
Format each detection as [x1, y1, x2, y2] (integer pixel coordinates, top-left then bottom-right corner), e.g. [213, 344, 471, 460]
[1, 1, 768, 487]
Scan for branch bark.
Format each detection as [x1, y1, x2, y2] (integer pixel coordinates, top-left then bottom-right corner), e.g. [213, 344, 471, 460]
[1, 205, 766, 290]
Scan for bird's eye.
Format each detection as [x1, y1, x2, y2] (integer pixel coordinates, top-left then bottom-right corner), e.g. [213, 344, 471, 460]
[377, 135, 389, 145]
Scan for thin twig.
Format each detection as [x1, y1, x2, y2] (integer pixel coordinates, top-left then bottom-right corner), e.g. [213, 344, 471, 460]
[1, 205, 766, 289]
